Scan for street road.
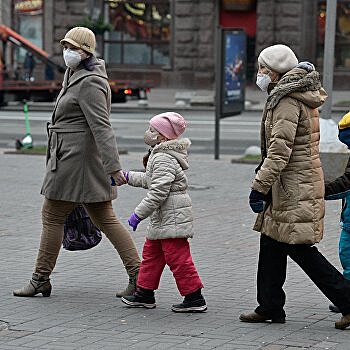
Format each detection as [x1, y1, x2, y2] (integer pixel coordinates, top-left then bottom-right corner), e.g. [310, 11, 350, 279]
[0, 110, 262, 155]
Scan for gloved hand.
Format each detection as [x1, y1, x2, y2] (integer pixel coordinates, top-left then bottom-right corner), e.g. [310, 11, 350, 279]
[296, 61, 315, 72]
[110, 170, 127, 186]
[122, 170, 129, 183]
[249, 189, 269, 213]
[128, 213, 141, 231]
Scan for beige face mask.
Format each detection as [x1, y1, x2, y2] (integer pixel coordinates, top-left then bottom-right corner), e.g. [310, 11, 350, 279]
[144, 128, 160, 146]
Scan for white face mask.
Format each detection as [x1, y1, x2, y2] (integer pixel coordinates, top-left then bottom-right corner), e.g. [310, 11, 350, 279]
[63, 49, 82, 69]
[256, 73, 271, 92]
[144, 128, 160, 146]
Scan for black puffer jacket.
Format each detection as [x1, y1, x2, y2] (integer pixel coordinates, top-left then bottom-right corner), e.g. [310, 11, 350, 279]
[325, 157, 350, 198]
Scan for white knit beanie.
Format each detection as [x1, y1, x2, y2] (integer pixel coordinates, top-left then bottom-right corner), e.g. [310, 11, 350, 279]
[258, 44, 298, 74]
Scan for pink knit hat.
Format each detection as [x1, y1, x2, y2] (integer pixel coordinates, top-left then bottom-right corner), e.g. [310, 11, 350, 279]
[149, 112, 187, 140]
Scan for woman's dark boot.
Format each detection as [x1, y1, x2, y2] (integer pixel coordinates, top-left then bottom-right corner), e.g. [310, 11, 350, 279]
[13, 273, 51, 297]
[329, 304, 341, 313]
[335, 313, 350, 330]
[115, 272, 138, 298]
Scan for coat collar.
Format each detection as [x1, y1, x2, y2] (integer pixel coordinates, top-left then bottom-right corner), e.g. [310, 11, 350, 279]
[63, 57, 108, 89]
[266, 69, 322, 110]
[152, 138, 191, 170]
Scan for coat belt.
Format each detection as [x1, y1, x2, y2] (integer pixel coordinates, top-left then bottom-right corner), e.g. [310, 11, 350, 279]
[47, 122, 88, 171]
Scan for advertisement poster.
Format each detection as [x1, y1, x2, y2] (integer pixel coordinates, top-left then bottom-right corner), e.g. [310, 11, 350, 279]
[222, 29, 246, 117]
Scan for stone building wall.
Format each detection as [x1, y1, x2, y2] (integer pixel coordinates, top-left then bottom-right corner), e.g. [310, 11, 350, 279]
[1, 0, 12, 27]
[256, 0, 318, 67]
[170, 0, 216, 88]
[47, 0, 89, 57]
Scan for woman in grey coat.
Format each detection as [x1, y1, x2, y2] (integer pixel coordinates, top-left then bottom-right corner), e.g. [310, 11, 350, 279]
[13, 27, 140, 298]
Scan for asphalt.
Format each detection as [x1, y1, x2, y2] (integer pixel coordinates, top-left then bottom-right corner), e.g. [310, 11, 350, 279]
[0, 149, 349, 349]
[1, 86, 350, 113]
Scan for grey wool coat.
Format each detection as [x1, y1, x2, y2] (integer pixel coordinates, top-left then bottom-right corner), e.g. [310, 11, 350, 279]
[252, 68, 327, 244]
[41, 58, 122, 203]
[128, 138, 194, 240]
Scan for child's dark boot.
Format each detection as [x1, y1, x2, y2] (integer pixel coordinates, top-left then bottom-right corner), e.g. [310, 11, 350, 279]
[171, 289, 207, 313]
[121, 287, 156, 309]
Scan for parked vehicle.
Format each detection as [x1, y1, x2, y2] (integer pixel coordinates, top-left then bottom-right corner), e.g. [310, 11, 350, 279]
[0, 24, 152, 106]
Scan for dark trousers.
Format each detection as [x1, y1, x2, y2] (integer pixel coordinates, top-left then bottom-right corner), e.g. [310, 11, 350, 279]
[255, 234, 350, 318]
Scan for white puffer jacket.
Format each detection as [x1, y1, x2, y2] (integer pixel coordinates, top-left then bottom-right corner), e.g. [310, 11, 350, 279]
[128, 138, 194, 240]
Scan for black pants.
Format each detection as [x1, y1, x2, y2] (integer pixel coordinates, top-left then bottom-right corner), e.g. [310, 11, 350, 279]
[255, 234, 350, 319]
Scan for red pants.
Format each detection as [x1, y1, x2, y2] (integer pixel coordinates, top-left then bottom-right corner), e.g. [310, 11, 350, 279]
[137, 238, 204, 296]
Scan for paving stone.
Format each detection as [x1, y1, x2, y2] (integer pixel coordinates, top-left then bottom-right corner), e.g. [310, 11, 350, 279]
[0, 151, 349, 349]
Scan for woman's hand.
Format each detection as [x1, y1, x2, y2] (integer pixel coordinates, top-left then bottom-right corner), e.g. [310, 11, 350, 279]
[110, 170, 127, 186]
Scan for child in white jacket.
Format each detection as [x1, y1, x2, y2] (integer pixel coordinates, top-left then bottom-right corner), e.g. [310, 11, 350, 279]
[120, 112, 206, 313]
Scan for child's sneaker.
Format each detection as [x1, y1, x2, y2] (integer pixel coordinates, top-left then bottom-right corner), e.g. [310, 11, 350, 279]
[171, 289, 207, 313]
[121, 287, 156, 309]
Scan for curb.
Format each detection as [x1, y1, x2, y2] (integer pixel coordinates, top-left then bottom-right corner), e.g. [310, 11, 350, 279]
[1, 103, 349, 113]
[231, 159, 260, 164]
[3, 149, 129, 156]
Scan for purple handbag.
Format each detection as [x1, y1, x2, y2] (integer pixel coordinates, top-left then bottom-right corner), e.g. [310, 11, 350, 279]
[63, 205, 102, 251]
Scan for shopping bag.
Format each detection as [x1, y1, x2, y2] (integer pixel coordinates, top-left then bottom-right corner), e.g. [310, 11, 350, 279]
[63, 205, 102, 251]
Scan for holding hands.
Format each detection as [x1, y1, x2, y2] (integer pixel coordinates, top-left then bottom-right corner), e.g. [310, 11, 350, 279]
[128, 213, 141, 231]
[110, 171, 141, 231]
[110, 170, 129, 186]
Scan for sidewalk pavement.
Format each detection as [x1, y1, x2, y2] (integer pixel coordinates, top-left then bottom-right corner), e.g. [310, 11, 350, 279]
[0, 150, 349, 349]
[2, 86, 350, 113]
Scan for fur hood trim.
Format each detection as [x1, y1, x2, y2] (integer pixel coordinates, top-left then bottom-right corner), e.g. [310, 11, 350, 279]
[153, 138, 191, 152]
[152, 138, 191, 170]
[267, 69, 322, 110]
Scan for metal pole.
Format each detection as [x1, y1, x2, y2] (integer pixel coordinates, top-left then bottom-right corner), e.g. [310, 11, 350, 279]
[214, 27, 222, 160]
[214, 0, 221, 159]
[320, 0, 337, 119]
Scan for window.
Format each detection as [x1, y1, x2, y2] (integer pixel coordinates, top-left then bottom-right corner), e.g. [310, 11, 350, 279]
[104, 0, 171, 66]
[317, 0, 350, 69]
[13, 0, 43, 62]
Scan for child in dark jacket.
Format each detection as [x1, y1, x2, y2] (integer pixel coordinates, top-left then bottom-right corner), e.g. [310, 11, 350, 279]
[325, 111, 350, 313]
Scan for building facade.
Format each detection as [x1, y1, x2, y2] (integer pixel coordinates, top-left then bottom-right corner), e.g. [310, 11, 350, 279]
[1, 0, 350, 89]
[257, 0, 350, 89]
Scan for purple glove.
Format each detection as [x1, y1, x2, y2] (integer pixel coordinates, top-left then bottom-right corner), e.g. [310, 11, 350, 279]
[128, 213, 141, 231]
[123, 170, 129, 183]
